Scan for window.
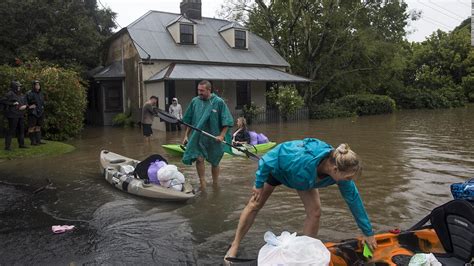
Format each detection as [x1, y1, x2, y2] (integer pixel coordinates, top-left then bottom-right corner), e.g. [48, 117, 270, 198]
[104, 85, 123, 112]
[180, 24, 194, 44]
[235, 30, 246, 48]
[236, 81, 250, 109]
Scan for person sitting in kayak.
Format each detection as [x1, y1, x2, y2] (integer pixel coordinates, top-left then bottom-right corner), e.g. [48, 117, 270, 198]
[225, 138, 377, 259]
[232, 117, 250, 146]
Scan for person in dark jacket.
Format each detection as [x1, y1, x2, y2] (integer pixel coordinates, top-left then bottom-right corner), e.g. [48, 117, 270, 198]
[1, 81, 28, 150]
[26, 80, 46, 145]
[232, 117, 250, 146]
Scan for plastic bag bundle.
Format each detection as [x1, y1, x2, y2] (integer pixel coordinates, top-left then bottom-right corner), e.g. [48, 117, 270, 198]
[408, 253, 441, 266]
[249, 131, 258, 145]
[257, 231, 330, 266]
[147, 160, 167, 184]
[157, 165, 185, 191]
[257, 133, 269, 144]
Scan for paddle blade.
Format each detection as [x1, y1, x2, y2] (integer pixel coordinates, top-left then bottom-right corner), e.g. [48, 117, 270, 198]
[155, 109, 179, 124]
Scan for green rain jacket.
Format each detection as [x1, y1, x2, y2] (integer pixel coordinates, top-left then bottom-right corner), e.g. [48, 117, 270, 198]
[182, 93, 234, 166]
[255, 138, 374, 236]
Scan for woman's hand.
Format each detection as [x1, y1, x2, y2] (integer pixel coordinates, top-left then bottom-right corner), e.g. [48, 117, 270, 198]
[362, 235, 377, 251]
[252, 186, 263, 202]
[182, 136, 188, 145]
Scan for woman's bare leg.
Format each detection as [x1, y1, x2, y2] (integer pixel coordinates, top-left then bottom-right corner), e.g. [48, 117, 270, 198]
[227, 183, 276, 258]
[297, 189, 322, 237]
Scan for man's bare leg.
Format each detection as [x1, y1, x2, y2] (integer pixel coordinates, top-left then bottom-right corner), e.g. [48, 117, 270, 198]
[211, 165, 219, 185]
[196, 157, 206, 189]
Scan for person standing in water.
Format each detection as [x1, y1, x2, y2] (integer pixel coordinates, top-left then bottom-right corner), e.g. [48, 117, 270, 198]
[225, 138, 377, 259]
[141, 96, 158, 144]
[181, 80, 234, 189]
[169, 97, 182, 131]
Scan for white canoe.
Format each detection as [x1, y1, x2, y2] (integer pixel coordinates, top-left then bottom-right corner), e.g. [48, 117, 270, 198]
[99, 150, 195, 201]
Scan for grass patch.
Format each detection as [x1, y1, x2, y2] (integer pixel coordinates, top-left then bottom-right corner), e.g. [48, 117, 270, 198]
[0, 139, 75, 160]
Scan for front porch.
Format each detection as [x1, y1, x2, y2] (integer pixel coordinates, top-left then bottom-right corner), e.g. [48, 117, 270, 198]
[144, 63, 310, 131]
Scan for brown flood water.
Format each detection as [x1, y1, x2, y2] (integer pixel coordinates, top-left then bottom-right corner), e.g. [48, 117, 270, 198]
[0, 105, 473, 264]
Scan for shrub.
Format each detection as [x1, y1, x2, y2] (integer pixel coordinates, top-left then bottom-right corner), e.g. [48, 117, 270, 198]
[112, 112, 134, 127]
[391, 86, 466, 109]
[0, 61, 87, 140]
[266, 85, 305, 121]
[335, 94, 396, 116]
[242, 102, 261, 124]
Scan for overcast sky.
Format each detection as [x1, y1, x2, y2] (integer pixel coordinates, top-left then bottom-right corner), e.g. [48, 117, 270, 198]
[99, 0, 472, 42]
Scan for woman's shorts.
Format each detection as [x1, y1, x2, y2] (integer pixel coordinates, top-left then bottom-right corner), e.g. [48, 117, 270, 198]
[142, 123, 153, 137]
[266, 174, 282, 186]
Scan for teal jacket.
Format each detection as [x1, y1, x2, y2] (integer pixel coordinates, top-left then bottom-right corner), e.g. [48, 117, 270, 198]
[255, 138, 374, 236]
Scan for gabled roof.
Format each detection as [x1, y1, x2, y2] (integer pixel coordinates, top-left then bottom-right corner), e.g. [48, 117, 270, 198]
[166, 15, 196, 27]
[125, 11, 289, 67]
[219, 21, 246, 32]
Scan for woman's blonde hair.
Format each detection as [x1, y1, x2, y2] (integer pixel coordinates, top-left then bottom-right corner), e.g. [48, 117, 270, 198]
[330, 143, 362, 178]
[237, 117, 247, 130]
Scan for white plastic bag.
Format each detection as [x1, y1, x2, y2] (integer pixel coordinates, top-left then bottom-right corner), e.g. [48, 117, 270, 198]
[408, 253, 441, 266]
[120, 165, 135, 174]
[257, 231, 330, 266]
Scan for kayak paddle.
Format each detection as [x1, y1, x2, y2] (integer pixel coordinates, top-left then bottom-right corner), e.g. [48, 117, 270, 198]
[155, 109, 260, 162]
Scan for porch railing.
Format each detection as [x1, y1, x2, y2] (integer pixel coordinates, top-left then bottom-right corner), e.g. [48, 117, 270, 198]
[230, 107, 309, 124]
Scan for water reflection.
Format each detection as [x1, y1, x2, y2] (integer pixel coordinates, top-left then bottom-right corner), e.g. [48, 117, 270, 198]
[1, 105, 473, 264]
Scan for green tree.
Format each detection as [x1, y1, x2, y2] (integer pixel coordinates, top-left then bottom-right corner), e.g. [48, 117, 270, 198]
[396, 18, 472, 107]
[220, 0, 413, 107]
[267, 85, 305, 121]
[0, 0, 116, 69]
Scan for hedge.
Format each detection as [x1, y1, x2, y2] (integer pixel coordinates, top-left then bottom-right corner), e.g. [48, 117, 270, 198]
[0, 61, 87, 140]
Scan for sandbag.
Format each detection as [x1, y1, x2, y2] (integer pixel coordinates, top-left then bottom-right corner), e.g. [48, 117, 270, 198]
[257, 231, 330, 266]
[147, 160, 167, 184]
[249, 131, 258, 145]
[257, 133, 269, 144]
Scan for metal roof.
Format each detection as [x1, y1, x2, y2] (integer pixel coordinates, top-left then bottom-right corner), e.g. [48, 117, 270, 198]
[126, 11, 290, 67]
[93, 61, 125, 80]
[146, 64, 311, 83]
[219, 22, 246, 32]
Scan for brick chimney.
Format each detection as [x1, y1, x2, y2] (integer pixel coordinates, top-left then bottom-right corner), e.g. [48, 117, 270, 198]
[180, 0, 202, 20]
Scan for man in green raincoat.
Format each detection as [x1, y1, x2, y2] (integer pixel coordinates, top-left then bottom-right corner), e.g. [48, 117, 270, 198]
[182, 80, 234, 189]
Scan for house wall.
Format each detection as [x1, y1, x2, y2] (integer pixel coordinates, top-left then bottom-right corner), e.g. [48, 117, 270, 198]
[145, 81, 166, 131]
[220, 29, 234, 48]
[105, 32, 141, 122]
[173, 80, 266, 114]
[167, 23, 180, 43]
[251, 81, 267, 110]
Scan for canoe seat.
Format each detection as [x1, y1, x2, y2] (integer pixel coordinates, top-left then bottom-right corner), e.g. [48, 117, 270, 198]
[429, 200, 473, 263]
[408, 199, 473, 264]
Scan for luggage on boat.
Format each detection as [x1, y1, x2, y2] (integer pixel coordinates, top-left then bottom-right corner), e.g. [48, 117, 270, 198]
[224, 199, 474, 266]
[100, 150, 194, 201]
